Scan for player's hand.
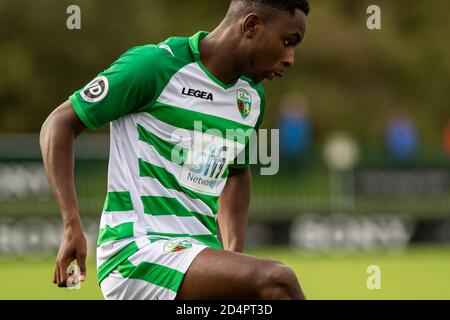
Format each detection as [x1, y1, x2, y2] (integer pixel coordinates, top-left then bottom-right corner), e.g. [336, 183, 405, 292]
[53, 224, 87, 287]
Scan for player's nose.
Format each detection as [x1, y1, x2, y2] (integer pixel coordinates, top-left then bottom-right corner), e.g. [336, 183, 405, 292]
[282, 50, 295, 68]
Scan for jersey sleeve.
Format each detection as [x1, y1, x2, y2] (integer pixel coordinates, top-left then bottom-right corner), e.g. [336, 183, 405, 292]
[228, 85, 266, 170]
[69, 45, 163, 130]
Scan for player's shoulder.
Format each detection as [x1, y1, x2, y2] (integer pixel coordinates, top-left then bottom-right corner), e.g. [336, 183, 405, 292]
[113, 36, 194, 76]
[122, 37, 192, 68]
[157, 35, 194, 62]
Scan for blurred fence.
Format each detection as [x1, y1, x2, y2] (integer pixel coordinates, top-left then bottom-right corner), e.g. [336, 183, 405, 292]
[1, 134, 449, 218]
[0, 133, 449, 257]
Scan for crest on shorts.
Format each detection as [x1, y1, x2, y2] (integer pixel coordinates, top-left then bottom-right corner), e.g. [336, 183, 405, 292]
[163, 238, 192, 253]
[236, 88, 252, 119]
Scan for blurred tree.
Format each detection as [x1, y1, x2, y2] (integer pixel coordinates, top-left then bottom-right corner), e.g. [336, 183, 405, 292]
[0, 0, 448, 154]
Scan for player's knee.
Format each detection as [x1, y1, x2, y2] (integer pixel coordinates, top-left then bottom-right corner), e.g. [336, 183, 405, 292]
[257, 262, 304, 300]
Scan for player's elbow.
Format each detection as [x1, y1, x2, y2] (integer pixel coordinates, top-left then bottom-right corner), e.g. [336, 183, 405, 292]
[40, 112, 55, 151]
[40, 100, 86, 145]
[40, 108, 62, 149]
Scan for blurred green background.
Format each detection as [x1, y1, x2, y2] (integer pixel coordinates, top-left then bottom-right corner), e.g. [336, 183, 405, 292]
[1, 0, 449, 141]
[0, 0, 449, 299]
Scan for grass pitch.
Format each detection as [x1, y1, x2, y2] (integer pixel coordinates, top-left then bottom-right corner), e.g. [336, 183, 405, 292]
[1, 245, 449, 300]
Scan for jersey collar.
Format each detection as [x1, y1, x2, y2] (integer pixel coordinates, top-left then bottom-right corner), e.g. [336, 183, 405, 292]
[188, 31, 239, 90]
[188, 31, 209, 61]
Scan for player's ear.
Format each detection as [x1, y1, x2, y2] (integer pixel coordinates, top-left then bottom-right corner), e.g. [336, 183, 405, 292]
[243, 13, 261, 38]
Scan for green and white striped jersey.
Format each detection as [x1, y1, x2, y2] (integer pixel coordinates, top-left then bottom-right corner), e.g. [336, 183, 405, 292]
[70, 31, 265, 284]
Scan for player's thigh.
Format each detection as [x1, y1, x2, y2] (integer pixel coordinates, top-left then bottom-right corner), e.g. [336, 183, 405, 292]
[175, 247, 302, 299]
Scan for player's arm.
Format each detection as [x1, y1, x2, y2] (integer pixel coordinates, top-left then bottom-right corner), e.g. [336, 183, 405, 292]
[217, 167, 251, 252]
[40, 100, 87, 287]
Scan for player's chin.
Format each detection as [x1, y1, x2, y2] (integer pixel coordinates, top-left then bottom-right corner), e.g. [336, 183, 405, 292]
[247, 71, 276, 83]
[259, 71, 282, 83]
[250, 73, 268, 84]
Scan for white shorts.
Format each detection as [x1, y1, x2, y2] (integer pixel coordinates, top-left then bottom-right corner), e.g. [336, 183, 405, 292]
[100, 237, 208, 300]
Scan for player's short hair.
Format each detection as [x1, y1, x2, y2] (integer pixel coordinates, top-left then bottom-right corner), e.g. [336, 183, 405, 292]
[226, 0, 310, 24]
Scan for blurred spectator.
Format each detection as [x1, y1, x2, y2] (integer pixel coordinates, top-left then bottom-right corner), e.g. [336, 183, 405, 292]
[443, 120, 450, 158]
[278, 93, 311, 175]
[384, 109, 419, 164]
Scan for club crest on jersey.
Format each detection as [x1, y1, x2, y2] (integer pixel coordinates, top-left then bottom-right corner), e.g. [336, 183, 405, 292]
[80, 76, 109, 103]
[163, 238, 193, 253]
[236, 88, 252, 119]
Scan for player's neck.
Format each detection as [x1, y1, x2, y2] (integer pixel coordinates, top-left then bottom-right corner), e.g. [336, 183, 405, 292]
[198, 28, 243, 85]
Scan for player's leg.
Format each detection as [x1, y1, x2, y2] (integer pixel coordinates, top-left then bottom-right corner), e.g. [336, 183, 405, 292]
[175, 247, 305, 300]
